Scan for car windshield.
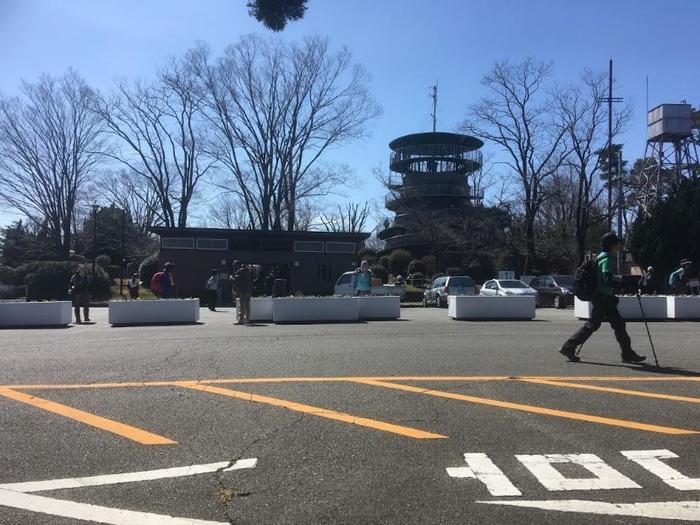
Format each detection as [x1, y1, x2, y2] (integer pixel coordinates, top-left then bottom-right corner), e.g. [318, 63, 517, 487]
[448, 277, 474, 287]
[499, 280, 528, 288]
[553, 275, 575, 287]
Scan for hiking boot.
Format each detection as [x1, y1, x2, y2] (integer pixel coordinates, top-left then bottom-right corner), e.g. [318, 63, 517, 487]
[559, 346, 580, 362]
[621, 351, 646, 363]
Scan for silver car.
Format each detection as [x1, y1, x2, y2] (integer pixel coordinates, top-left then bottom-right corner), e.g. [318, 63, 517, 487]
[480, 279, 537, 297]
[423, 276, 476, 308]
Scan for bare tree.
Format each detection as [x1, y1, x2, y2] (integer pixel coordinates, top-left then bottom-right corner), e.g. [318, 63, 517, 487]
[91, 56, 214, 228]
[191, 35, 380, 231]
[207, 193, 256, 229]
[0, 71, 104, 257]
[93, 169, 160, 235]
[553, 70, 631, 264]
[319, 201, 371, 232]
[464, 59, 569, 272]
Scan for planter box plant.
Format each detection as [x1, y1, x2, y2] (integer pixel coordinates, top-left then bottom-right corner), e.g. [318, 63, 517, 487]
[0, 301, 72, 327]
[108, 298, 200, 325]
[238, 297, 274, 322]
[666, 296, 700, 320]
[574, 296, 667, 320]
[356, 295, 401, 320]
[449, 296, 535, 320]
[272, 297, 359, 323]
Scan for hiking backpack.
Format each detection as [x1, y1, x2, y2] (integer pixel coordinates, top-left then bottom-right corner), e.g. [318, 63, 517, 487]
[150, 271, 165, 297]
[573, 258, 598, 301]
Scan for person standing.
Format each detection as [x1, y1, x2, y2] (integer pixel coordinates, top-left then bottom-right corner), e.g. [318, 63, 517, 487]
[161, 262, 175, 298]
[559, 233, 646, 364]
[639, 266, 657, 295]
[205, 269, 220, 311]
[69, 264, 92, 324]
[669, 259, 692, 295]
[232, 260, 253, 325]
[127, 273, 140, 299]
[352, 260, 373, 296]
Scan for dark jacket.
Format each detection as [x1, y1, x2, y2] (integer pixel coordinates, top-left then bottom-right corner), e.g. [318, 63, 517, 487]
[70, 272, 91, 294]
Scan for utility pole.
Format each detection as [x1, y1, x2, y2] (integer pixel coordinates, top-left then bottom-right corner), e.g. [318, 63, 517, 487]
[597, 60, 623, 231]
[430, 84, 437, 132]
[91, 204, 99, 276]
[119, 208, 126, 299]
[617, 150, 624, 273]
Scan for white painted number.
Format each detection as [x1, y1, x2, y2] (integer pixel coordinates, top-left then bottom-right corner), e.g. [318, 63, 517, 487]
[621, 450, 700, 491]
[446, 453, 522, 496]
[515, 454, 641, 491]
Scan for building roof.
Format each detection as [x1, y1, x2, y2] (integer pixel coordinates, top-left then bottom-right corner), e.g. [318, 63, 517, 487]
[150, 226, 370, 241]
[389, 131, 483, 152]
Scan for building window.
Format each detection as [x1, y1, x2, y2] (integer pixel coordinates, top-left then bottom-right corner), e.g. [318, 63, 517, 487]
[161, 237, 194, 249]
[196, 238, 228, 250]
[325, 242, 355, 254]
[294, 241, 324, 253]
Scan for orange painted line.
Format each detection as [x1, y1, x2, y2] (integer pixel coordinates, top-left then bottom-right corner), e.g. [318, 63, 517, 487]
[521, 379, 700, 404]
[0, 388, 176, 445]
[173, 381, 447, 440]
[0, 375, 697, 391]
[352, 379, 699, 436]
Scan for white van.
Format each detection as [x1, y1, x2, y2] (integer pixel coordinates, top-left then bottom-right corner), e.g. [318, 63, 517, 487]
[334, 271, 405, 297]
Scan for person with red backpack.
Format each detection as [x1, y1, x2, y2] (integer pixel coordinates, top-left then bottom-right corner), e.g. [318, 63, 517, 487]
[150, 262, 175, 299]
[560, 233, 646, 364]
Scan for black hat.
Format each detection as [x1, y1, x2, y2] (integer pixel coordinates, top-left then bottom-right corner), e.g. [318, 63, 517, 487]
[601, 232, 619, 251]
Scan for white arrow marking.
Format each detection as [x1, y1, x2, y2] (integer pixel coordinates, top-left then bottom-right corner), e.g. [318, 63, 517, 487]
[0, 458, 257, 493]
[478, 499, 700, 521]
[621, 450, 700, 491]
[0, 459, 257, 524]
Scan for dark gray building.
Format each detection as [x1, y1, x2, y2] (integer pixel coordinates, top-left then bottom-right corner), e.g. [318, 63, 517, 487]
[151, 227, 369, 299]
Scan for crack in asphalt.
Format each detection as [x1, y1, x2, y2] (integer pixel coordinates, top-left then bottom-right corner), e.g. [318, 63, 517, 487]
[213, 416, 305, 525]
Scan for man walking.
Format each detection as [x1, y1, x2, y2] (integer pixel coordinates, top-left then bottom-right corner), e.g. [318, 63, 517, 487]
[69, 264, 92, 324]
[559, 233, 646, 364]
[669, 259, 692, 295]
[232, 260, 253, 325]
[639, 266, 658, 295]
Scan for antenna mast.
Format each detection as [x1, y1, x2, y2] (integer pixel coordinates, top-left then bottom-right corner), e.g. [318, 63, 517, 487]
[430, 83, 438, 132]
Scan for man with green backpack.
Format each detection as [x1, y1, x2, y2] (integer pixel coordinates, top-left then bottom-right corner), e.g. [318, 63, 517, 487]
[559, 232, 646, 364]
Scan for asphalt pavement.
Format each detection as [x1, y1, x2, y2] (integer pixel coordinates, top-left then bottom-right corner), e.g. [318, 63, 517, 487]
[0, 306, 698, 524]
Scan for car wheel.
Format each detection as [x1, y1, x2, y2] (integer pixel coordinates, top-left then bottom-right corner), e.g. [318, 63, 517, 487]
[553, 295, 563, 309]
[422, 297, 428, 308]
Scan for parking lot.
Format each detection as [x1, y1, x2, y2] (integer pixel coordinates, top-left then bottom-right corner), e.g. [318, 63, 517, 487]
[0, 308, 698, 524]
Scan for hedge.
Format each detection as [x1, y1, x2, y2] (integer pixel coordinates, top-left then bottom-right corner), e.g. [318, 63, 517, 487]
[139, 255, 160, 289]
[15, 261, 112, 301]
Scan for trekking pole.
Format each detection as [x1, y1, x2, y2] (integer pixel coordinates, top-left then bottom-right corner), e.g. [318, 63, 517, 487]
[635, 291, 660, 367]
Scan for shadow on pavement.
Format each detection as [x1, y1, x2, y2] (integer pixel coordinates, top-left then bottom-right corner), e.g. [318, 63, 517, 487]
[578, 359, 700, 377]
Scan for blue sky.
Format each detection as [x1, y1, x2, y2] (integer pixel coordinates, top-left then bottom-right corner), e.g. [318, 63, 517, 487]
[1, 0, 698, 229]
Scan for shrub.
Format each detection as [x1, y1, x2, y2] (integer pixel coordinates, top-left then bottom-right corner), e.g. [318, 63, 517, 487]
[106, 265, 122, 280]
[407, 259, 425, 275]
[421, 255, 437, 277]
[370, 265, 389, 284]
[446, 267, 461, 276]
[389, 249, 412, 276]
[96, 254, 111, 268]
[357, 247, 377, 264]
[379, 255, 390, 271]
[68, 252, 88, 264]
[139, 255, 160, 289]
[17, 261, 111, 301]
[0, 265, 17, 285]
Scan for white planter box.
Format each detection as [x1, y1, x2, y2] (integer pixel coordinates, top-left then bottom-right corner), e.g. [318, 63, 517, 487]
[574, 296, 667, 320]
[356, 296, 401, 320]
[448, 296, 535, 320]
[0, 301, 72, 327]
[666, 296, 700, 319]
[272, 297, 359, 323]
[108, 299, 200, 325]
[237, 297, 274, 321]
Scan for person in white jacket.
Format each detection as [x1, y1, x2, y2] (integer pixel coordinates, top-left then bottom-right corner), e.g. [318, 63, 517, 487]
[205, 269, 220, 311]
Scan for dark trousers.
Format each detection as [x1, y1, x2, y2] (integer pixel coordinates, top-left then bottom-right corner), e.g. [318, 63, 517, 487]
[207, 289, 218, 310]
[563, 294, 632, 354]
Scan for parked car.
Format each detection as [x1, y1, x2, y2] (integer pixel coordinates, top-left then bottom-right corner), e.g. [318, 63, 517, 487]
[334, 271, 405, 297]
[423, 275, 476, 307]
[530, 274, 576, 309]
[479, 279, 537, 297]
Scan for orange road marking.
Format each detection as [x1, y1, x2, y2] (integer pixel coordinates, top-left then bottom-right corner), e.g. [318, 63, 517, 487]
[0, 388, 176, 445]
[1, 375, 698, 391]
[351, 379, 699, 436]
[520, 379, 700, 404]
[173, 381, 447, 440]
